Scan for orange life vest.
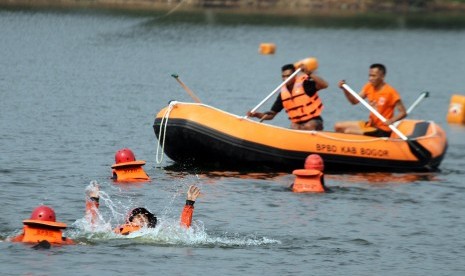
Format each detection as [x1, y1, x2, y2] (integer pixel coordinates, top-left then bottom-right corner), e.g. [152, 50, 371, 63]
[18, 220, 73, 244]
[114, 224, 142, 235]
[281, 75, 323, 123]
[291, 169, 326, 193]
[111, 160, 149, 182]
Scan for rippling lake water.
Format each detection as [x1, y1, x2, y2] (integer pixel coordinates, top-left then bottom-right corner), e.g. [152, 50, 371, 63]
[1, 8, 465, 275]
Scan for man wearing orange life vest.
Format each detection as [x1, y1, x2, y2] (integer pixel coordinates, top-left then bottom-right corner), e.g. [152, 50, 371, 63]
[334, 63, 407, 137]
[9, 205, 74, 246]
[248, 63, 328, 130]
[86, 183, 200, 235]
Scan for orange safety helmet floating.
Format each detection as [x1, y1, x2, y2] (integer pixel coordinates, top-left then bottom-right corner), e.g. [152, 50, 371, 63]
[115, 148, 136, 164]
[304, 154, 324, 172]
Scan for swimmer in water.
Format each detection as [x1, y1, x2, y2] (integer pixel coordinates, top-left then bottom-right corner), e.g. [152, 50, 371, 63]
[85, 182, 200, 235]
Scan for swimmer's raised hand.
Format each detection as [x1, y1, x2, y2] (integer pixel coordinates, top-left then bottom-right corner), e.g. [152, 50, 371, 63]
[85, 180, 100, 199]
[187, 185, 200, 202]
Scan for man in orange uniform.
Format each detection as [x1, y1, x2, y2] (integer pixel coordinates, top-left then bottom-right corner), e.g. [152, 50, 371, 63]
[334, 63, 407, 137]
[9, 205, 74, 246]
[248, 63, 328, 131]
[86, 183, 200, 234]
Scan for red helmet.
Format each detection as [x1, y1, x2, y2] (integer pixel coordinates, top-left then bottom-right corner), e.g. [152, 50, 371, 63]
[115, 148, 136, 164]
[30, 205, 56, 222]
[304, 154, 324, 171]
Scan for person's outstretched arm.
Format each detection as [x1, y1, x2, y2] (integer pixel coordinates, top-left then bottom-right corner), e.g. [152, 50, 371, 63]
[338, 80, 365, 105]
[85, 181, 100, 225]
[180, 185, 200, 228]
[309, 73, 328, 91]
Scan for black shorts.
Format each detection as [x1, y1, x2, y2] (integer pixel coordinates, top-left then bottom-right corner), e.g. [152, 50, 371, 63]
[298, 116, 323, 130]
[364, 128, 392, 137]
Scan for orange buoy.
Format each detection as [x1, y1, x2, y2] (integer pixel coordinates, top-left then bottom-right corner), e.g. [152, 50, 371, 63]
[259, 43, 276, 55]
[294, 57, 319, 73]
[291, 154, 326, 193]
[11, 205, 74, 244]
[447, 94, 465, 124]
[112, 148, 149, 182]
[291, 169, 326, 193]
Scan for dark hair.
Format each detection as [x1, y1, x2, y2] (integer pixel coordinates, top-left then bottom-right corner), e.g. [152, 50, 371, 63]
[128, 207, 157, 228]
[370, 63, 386, 75]
[281, 64, 296, 72]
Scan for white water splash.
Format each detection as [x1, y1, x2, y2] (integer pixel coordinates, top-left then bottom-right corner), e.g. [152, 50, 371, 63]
[67, 180, 281, 247]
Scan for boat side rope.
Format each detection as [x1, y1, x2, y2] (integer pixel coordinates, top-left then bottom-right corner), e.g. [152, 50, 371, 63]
[156, 101, 177, 164]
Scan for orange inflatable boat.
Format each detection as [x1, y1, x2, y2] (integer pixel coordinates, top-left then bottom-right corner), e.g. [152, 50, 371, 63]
[153, 102, 447, 172]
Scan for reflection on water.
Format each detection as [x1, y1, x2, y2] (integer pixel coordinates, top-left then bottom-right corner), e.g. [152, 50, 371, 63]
[201, 171, 287, 180]
[328, 172, 439, 186]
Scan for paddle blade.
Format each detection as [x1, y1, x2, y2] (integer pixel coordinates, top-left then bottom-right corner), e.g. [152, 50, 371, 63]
[407, 140, 432, 166]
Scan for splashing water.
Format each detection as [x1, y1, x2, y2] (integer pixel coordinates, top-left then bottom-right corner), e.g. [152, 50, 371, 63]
[66, 180, 280, 247]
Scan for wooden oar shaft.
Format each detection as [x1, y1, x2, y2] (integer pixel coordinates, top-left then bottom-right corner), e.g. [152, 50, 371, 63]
[172, 74, 202, 103]
[342, 83, 408, 140]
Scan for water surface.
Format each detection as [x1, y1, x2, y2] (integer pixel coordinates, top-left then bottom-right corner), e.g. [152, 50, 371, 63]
[1, 9, 464, 276]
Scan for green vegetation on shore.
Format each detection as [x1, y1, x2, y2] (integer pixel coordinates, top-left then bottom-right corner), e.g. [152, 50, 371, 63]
[1, 0, 465, 29]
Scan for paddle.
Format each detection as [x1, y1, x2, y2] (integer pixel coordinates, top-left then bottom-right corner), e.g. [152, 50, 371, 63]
[341, 83, 432, 163]
[394, 91, 429, 127]
[171, 74, 202, 103]
[406, 91, 429, 114]
[245, 67, 302, 118]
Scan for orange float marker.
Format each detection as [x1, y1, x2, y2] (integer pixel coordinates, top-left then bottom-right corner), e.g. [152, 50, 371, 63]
[10, 205, 74, 245]
[112, 148, 150, 182]
[447, 94, 465, 124]
[291, 154, 326, 193]
[259, 43, 276, 55]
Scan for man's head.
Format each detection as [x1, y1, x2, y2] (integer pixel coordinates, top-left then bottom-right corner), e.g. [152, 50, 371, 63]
[368, 63, 386, 88]
[127, 207, 157, 228]
[281, 64, 296, 86]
